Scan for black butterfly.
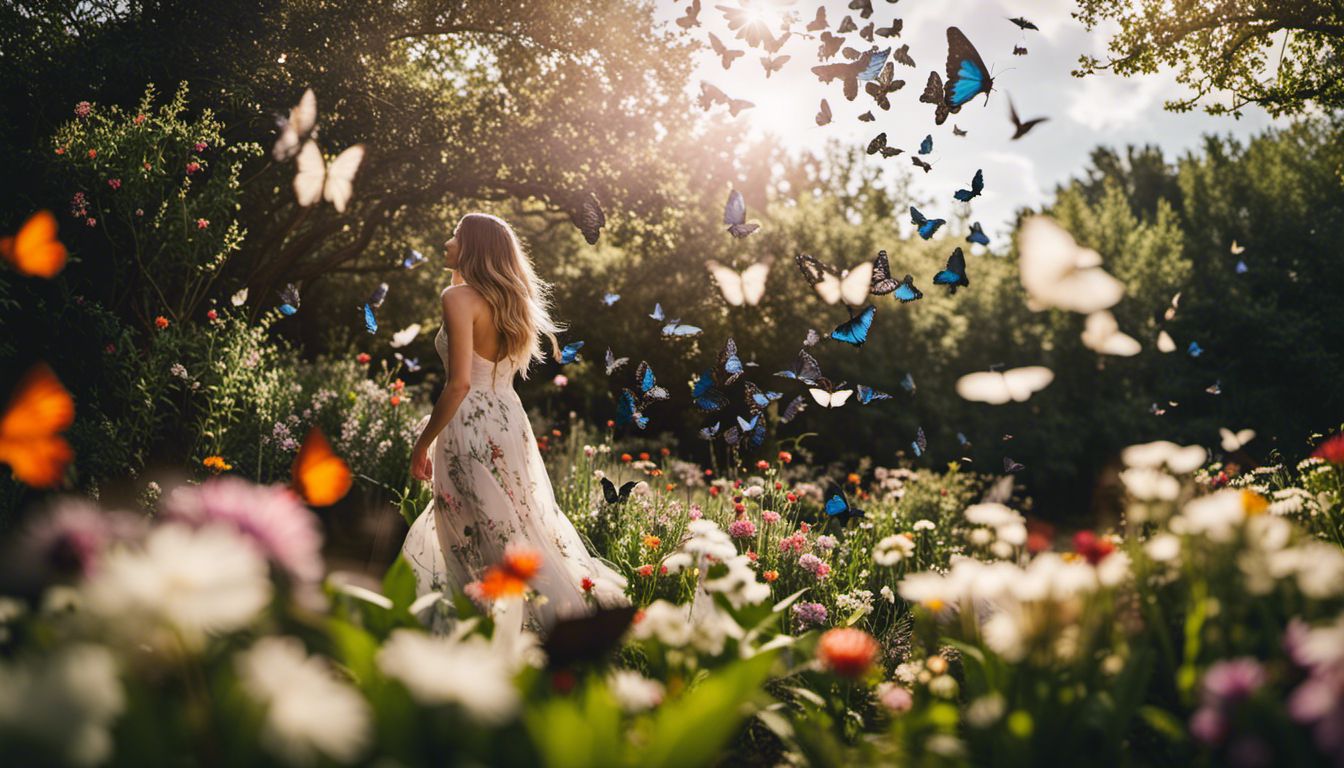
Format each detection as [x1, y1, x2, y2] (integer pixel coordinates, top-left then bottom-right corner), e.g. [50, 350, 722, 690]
[1003, 456, 1025, 474]
[890, 43, 915, 67]
[848, 0, 874, 20]
[824, 485, 865, 525]
[805, 6, 827, 32]
[761, 54, 790, 78]
[723, 190, 760, 238]
[920, 71, 951, 124]
[815, 98, 832, 126]
[933, 247, 970, 294]
[892, 273, 923, 303]
[1008, 16, 1039, 31]
[675, 0, 701, 29]
[953, 169, 984, 202]
[775, 348, 824, 386]
[818, 31, 845, 60]
[601, 477, 637, 504]
[366, 282, 389, 309]
[876, 20, 903, 38]
[1009, 97, 1049, 140]
[837, 15, 857, 34]
[842, 46, 863, 61]
[1013, 45, 1028, 56]
[866, 63, 905, 111]
[870, 250, 898, 295]
[943, 27, 994, 111]
[952, 124, 968, 137]
[779, 394, 808, 424]
[570, 192, 605, 245]
[794, 252, 830, 287]
[866, 132, 902, 158]
[911, 156, 932, 173]
[541, 605, 638, 670]
[724, 413, 766, 450]
[858, 110, 876, 122]
[813, 55, 877, 101]
[698, 81, 754, 116]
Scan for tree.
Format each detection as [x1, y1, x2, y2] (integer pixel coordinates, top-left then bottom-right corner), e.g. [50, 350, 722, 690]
[1073, 0, 1344, 117]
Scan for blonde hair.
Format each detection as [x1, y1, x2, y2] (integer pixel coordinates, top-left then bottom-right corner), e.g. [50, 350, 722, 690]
[453, 213, 563, 379]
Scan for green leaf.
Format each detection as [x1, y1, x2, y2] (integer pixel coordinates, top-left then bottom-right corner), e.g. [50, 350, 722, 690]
[381, 554, 418, 613]
[641, 651, 777, 768]
[1137, 705, 1188, 744]
[524, 680, 623, 768]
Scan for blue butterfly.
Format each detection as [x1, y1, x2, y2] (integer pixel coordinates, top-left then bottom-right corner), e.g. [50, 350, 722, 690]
[957, 431, 971, 448]
[615, 389, 649, 430]
[953, 169, 984, 202]
[856, 385, 891, 404]
[779, 394, 807, 424]
[401, 249, 427, 269]
[824, 486, 865, 525]
[912, 426, 927, 457]
[967, 221, 990, 246]
[558, 340, 585, 364]
[725, 414, 766, 449]
[893, 274, 923, 303]
[635, 361, 670, 401]
[830, 304, 877, 347]
[394, 353, 421, 372]
[698, 421, 721, 441]
[933, 248, 970, 294]
[774, 349, 823, 386]
[1235, 260, 1248, 274]
[910, 206, 946, 240]
[363, 303, 378, 334]
[900, 372, 916, 394]
[919, 134, 934, 155]
[1188, 341, 1204, 357]
[944, 27, 994, 108]
[859, 47, 891, 80]
[719, 338, 745, 385]
[602, 292, 621, 306]
[743, 381, 782, 411]
[692, 369, 730, 412]
[278, 283, 301, 316]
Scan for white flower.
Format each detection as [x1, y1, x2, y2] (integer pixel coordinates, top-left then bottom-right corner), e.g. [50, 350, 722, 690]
[631, 600, 694, 648]
[80, 523, 272, 651]
[607, 670, 664, 713]
[913, 519, 936, 532]
[873, 534, 915, 566]
[1120, 468, 1181, 501]
[377, 629, 519, 724]
[632, 481, 651, 496]
[969, 528, 993, 547]
[1180, 490, 1246, 542]
[0, 644, 124, 766]
[1144, 533, 1181, 563]
[682, 520, 737, 562]
[1269, 542, 1344, 599]
[1121, 441, 1206, 474]
[235, 636, 372, 765]
[990, 540, 1015, 559]
[835, 589, 875, 619]
[662, 552, 693, 574]
[965, 694, 1006, 728]
[880, 585, 895, 603]
[743, 485, 764, 499]
[702, 555, 770, 609]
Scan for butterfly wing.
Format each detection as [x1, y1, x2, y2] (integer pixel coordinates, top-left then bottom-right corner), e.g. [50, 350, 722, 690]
[391, 323, 421, 348]
[2, 210, 67, 278]
[967, 222, 990, 246]
[692, 370, 729, 412]
[323, 144, 365, 213]
[600, 477, 619, 504]
[893, 274, 924, 303]
[635, 361, 669, 401]
[944, 27, 993, 108]
[829, 305, 876, 347]
[292, 141, 327, 207]
[0, 364, 75, 487]
[901, 373, 917, 394]
[559, 341, 584, 364]
[779, 395, 807, 424]
[292, 426, 353, 506]
[363, 304, 378, 334]
[724, 190, 746, 228]
[933, 248, 970, 293]
[718, 339, 745, 385]
[816, 98, 832, 126]
[919, 135, 933, 155]
[231, 287, 249, 307]
[870, 251, 898, 295]
[572, 193, 605, 245]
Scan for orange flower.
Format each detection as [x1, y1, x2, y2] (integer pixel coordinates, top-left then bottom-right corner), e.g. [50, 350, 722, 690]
[643, 534, 661, 549]
[665, 483, 675, 492]
[637, 564, 655, 578]
[620, 453, 632, 463]
[846, 472, 860, 485]
[478, 545, 542, 600]
[817, 627, 880, 679]
[778, 451, 792, 464]
[756, 460, 769, 470]
[154, 315, 169, 330]
[202, 455, 232, 473]
[763, 570, 778, 582]
[659, 447, 670, 456]
[390, 395, 401, 406]
[639, 451, 650, 461]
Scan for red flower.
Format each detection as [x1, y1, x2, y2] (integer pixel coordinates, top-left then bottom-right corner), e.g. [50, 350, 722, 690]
[786, 492, 798, 503]
[639, 451, 650, 461]
[665, 483, 675, 491]
[154, 316, 169, 330]
[391, 378, 405, 392]
[143, 162, 152, 171]
[551, 428, 562, 437]
[85, 217, 97, 227]
[1313, 434, 1344, 465]
[659, 447, 670, 456]
[87, 149, 97, 159]
[390, 395, 401, 407]
[775, 482, 783, 490]
[54, 147, 66, 155]
[746, 551, 758, 562]
[778, 450, 792, 464]
[709, 487, 720, 497]
[206, 309, 218, 321]
[133, 114, 146, 125]
[196, 218, 209, 229]
[637, 564, 655, 578]
[733, 479, 743, 489]
[185, 161, 201, 174]
[606, 419, 615, 428]
[194, 141, 208, 152]
[620, 453, 632, 463]
[817, 628, 880, 679]
[103, 343, 115, 354]
[704, 468, 714, 477]
[734, 502, 746, 515]
[580, 576, 595, 593]
[763, 570, 778, 582]
[1072, 531, 1115, 565]
[356, 353, 371, 364]
[107, 178, 121, 190]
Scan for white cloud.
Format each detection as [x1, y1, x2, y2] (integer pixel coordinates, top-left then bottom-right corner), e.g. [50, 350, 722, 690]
[1066, 71, 1179, 132]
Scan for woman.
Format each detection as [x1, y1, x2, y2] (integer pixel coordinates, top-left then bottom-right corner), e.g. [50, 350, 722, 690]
[400, 213, 628, 631]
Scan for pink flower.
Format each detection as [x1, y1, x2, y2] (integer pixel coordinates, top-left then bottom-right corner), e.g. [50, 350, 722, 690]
[637, 564, 655, 578]
[193, 141, 208, 152]
[85, 217, 97, 227]
[815, 534, 837, 551]
[106, 178, 121, 190]
[133, 113, 146, 125]
[196, 218, 209, 229]
[74, 101, 92, 118]
[799, 553, 831, 579]
[688, 505, 703, 521]
[878, 683, 914, 713]
[780, 532, 807, 554]
[792, 601, 828, 629]
[728, 519, 757, 538]
[7, 499, 145, 586]
[87, 149, 97, 159]
[185, 161, 201, 175]
[762, 510, 781, 524]
[815, 562, 831, 579]
[163, 476, 325, 583]
[552, 374, 568, 388]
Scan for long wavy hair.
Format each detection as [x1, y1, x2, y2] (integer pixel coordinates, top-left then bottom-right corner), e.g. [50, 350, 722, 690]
[453, 213, 562, 379]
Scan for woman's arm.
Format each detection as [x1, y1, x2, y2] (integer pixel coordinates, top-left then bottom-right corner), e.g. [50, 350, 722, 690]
[409, 288, 478, 481]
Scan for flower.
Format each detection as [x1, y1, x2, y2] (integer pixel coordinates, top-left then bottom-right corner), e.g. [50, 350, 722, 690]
[133, 113, 146, 125]
[620, 453, 632, 463]
[799, 553, 826, 575]
[642, 534, 661, 550]
[85, 217, 97, 227]
[847, 472, 861, 485]
[154, 315, 169, 330]
[762, 570, 778, 582]
[552, 374, 568, 388]
[1201, 658, 1265, 706]
[1313, 434, 1344, 464]
[0, 644, 124, 767]
[185, 161, 201, 174]
[163, 476, 324, 584]
[202, 455, 232, 473]
[6, 499, 145, 586]
[356, 353, 371, 364]
[877, 682, 913, 713]
[756, 460, 769, 470]
[106, 178, 120, 190]
[817, 627, 879, 678]
[637, 564, 655, 578]
[779, 532, 807, 554]
[1072, 531, 1115, 564]
[196, 218, 209, 229]
[874, 534, 915, 566]
[194, 141, 208, 152]
[390, 395, 402, 406]
[580, 576, 595, 593]
[762, 510, 781, 524]
[377, 630, 520, 724]
[793, 601, 828, 629]
[86, 148, 97, 159]
[728, 519, 756, 538]
[778, 451, 792, 463]
[815, 534, 838, 551]
[786, 492, 798, 502]
[607, 670, 664, 713]
[74, 101, 92, 117]
[206, 309, 218, 321]
[235, 636, 372, 765]
[478, 545, 542, 600]
[79, 522, 272, 651]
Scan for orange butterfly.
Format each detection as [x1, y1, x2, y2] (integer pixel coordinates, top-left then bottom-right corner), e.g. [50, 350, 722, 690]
[0, 211, 68, 278]
[292, 426, 352, 506]
[0, 364, 75, 487]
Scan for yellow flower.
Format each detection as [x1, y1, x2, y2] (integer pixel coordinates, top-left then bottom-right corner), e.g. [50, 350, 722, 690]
[1241, 489, 1269, 516]
[203, 455, 232, 473]
[642, 534, 661, 550]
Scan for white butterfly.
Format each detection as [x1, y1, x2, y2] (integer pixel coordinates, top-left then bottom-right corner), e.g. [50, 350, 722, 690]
[273, 88, 317, 162]
[1164, 292, 1181, 321]
[955, 366, 1054, 405]
[1230, 240, 1246, 255]
[1156, 330, 1176, 353]
[230, 287, 249, 307]
[662, 320, 702, 337]
[706, 259, 771, 306]
[808, 386, 854, 408]
[814, 262, 873, 306]
[390, 323, 421, 348]
[1219, 428, 1256, 452]
[1081, 311, 1141, 356]
[1017, 216, 1124, 314]
[604, 348, 629, 376]
[293, 140, 365, 213]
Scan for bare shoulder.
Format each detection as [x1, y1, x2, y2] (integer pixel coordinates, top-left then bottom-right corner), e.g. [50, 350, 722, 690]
[441, 284, 485, 312]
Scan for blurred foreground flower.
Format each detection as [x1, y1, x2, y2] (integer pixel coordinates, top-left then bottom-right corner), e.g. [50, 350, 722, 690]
[0, 644, 123, 766]
[817, 627, 879, 679]
[477, 545, 542, 600]
[377, 629, 520, 724]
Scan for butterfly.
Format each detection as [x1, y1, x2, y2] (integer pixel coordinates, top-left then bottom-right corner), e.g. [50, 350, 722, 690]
[1, 210, 67, 278]
[911, 156, 933, 173]
[955, 366, 1054, 404]
[859, 22, 875, 42]
[708, 32, 744, 69]
[1220, 428, 1256, 453]
[272, 88, 317, 162]
[649, 302, 665, 321]
[391, 324, 421, 348]
[817, 31, 845, 60]
[402, 249, 427, 269]
[1230, 240, 1246, 255]
[1003, 457, 1025, 474]
[954, 170, 984, 202]
[292, 426, 353, 506]
[604, 348, 629, 376]
[953, 125, 968, 137]
[1008, 16, 1039, 31]
[824, 486, 865, 525]
[1164, 292, 1182, 322]
[1081, 311, 1140, 356]
[829, 305, 876, 347]
[1013, 45, 1028, 56]
[858, 111, 876, 122]
[706, 259, 770, 306]
[662, 318, 702, 337]
[878, 22, 904, 40]
[957, 431, 972, 449]
[294, 141, 365, 212]
[362, 304, 378, 334]
[967, 222, 990, 246]
[394, 353, 421, 372]
[723, 190, 760, 238]
[1017, 216, 1123, 313]
[1156, 330, 1177, 353]
[1009, 97, 1049, 140]
[870, 251, 899, 295]
[675, 0, 701, 29]
[1188, 341, 1204, 357]
[633, 361, 670, 402]
[615, 389, 649, 429]
[558, 340, 584, 364]
[1235, 260, 1248, 274]
[910, 206, 945, 240]
[806, 6, 828, 32]
[601, 292, 620, 307]
[865, 63, 905, 110]
[893, 274, 923, 303]
[837, 15, 857, 34]
[866, 132, 902, 158]
[799, 254, 875, 306]
[0, 364, 75, 487]
[849, 0, 874, 18]
[932, 248, 970, 294]
[743, 381, 782, 412]
[761, 54, 790, 78]
[718, 338, 745, 385]
[856, 385, 891, 405]
[918, 134, 934, 155]
[779, 395, 808, 424]
[231, 287, 249, 307]
[774, 349, 824, 386]
[900, 372, 916, 394]
[366, 282, 389, 309]
[697, 81, 754, 116]
[278, 283, 301, 316]
[911, 426, 927, 456]
[600, 478, 637, 505]
[1205, 380, 1222, 395]
[809, 378, 855, 408]
[692, 369, 730, 412]
[943, 27, 994, 109]
[698, 421, 721, 440]
[541, 605, 638, 670]
[803, 328, 822, 347]
[815, 98, 832, 126]
[571, 193, 605, 245]
[920, 71, 952, 124]
[724, 413, 766, 449]
[815, 47, 889, 101]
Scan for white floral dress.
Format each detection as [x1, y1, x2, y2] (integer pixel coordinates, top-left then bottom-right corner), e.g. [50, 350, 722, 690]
[402, 327, 628, 631]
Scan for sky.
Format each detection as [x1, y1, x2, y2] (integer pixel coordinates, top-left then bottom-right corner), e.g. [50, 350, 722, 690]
[657, 0, 1284, 245]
